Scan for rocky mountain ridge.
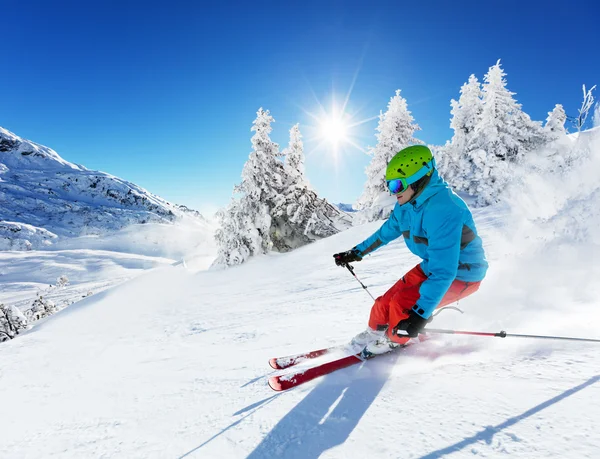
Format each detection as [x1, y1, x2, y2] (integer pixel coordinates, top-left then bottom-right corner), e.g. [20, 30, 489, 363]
[0, 127, 205, 250]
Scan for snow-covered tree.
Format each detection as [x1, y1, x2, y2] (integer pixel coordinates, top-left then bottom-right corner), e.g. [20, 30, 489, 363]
[271, 124, 352, 251]
[571, 84, 596, 132]
[283, 124, 305, 180]
[451, 75, 484, 142]
[474, 60, 546, 162]
[28, 294, 58, 321]
[214, 113, 351, 267]
[355, 90, 422, 220]
[437, 75, 483, 186]
[545, 104, 567, 139]
[534, 103, 574, 173]
[236, 108, 284, 204]
[214, 197, 269, 266]
[213, 108, 282, 267]
[0, 303, 28, 341]
[56, 275, 70, 288]
[443, 60, 548, 206]
[594, 103, 600, 128]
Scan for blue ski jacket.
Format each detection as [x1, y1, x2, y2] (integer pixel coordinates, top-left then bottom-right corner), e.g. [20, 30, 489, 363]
[354, 170, 488, 319]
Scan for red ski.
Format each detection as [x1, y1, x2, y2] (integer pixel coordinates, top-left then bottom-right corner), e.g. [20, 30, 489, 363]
[268, 342, 413, 392]
[268, 345, 345, 370]
[269, 352, 365, 391]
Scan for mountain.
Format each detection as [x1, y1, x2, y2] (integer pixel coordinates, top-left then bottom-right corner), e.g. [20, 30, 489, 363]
[0, 127, 207, 250]
[335, 203, 356, 213]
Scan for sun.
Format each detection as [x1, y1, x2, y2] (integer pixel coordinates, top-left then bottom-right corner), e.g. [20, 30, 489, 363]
[320, 115, 348, 145]
[297, 75, 379, 165]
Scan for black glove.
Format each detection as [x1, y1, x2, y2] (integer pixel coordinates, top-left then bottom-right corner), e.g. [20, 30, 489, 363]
[393, 308, 432, 338]
[333, 248, 362, 266]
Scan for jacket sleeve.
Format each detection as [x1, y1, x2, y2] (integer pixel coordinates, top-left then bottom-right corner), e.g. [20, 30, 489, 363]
[414, 203, 464, 318]
[354, 205, 403, 257]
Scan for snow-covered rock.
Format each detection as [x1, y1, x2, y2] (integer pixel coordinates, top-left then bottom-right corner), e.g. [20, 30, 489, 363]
[0, 126, 208, 249]
[0, 221, 57, 251]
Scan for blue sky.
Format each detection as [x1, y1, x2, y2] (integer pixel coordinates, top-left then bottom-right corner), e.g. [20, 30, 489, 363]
[2, 0, 599, 215]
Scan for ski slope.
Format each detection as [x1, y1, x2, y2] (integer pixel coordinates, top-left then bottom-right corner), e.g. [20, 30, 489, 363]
[1, 196, 600, 458]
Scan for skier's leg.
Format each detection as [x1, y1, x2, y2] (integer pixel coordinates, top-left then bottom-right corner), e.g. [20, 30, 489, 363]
[367, 264, 427, 332]
[352, 265, 425, 349]
[411, 279, 482, 343]
[385, 269, 482, 343]
[379, 265, 428, 344]
[438, 279, 482, 308]
[351, 277, 408, 348]
[363, 267, 481, 346]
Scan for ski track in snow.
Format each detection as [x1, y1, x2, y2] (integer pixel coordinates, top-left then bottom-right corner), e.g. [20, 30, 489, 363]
[1, 205, 600, 458]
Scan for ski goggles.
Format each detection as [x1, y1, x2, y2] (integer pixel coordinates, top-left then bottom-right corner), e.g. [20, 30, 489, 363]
[386, 159, 436, 195]
[386, 178, 410, 195]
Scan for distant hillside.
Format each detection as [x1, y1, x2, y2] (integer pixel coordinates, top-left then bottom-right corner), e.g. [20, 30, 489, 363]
[335, 203, 356, 213]
[0, 127, 208, 250]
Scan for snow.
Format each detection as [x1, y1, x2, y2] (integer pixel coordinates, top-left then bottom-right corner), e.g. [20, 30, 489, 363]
[0, 249, 173, 312]
[2, 177, 600, 458]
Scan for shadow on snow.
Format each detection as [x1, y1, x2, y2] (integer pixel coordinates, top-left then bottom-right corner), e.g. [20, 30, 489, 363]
[178, 395, 280, 458]
[179, 343, 597, 458]
[418, 374, 600, 459]
[246, 351, 402, 459]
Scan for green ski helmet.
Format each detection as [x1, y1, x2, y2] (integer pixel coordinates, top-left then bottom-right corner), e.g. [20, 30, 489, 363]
[385, 145, 435, 194]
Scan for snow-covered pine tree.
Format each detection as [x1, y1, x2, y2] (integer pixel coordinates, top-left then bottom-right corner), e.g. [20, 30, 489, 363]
[213, 108, 283, 267]
[56, 275, 70, 288]
[460, 60, 547, 206]
[270, 124, 352, 252]
[476, 60, 546, 161]
[451, 75, 484, 145]
[283, 124, 305, 179]
[544, 104, 567, 140]
[0, 303, 28, 341]
[538, 104, 572, 171]
[213, 112, 351, 267]
[355, 90, 422, 220]
[437, 75, 484, 189]
[214, 198, 267, 266]
[28, 294, 58, 321]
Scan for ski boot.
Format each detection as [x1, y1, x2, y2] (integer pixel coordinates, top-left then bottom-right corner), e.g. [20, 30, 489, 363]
[349, 327, 386, 352]
[360, 334, 401, 359]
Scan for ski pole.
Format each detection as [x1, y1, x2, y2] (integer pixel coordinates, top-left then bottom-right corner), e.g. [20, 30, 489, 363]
[421, 328, 600, 343]
[343, 262, 376, 301]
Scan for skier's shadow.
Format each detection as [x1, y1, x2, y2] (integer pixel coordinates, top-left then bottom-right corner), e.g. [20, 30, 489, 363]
[418, 374, 600, 459]
[246, 351, 402, 459]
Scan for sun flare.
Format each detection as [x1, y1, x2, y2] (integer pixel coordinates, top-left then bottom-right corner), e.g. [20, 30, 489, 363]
[320, 116, 348, 145]
[298, 80, 379, 165]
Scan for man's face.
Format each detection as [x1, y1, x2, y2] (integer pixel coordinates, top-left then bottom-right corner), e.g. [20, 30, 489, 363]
[395, 186, 416, 205]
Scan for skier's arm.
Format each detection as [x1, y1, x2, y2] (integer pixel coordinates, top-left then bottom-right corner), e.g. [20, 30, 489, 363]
[354, 206, 402, 257]
[414, 204, 463, 318]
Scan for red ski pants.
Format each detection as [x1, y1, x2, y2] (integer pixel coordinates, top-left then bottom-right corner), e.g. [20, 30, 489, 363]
[368, 264, 481, 344]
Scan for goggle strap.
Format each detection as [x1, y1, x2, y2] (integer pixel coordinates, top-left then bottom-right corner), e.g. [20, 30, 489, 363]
[404, 159, 435, 186]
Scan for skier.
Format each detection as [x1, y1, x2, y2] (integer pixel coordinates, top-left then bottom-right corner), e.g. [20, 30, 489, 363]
[333, 145, 488, 355]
